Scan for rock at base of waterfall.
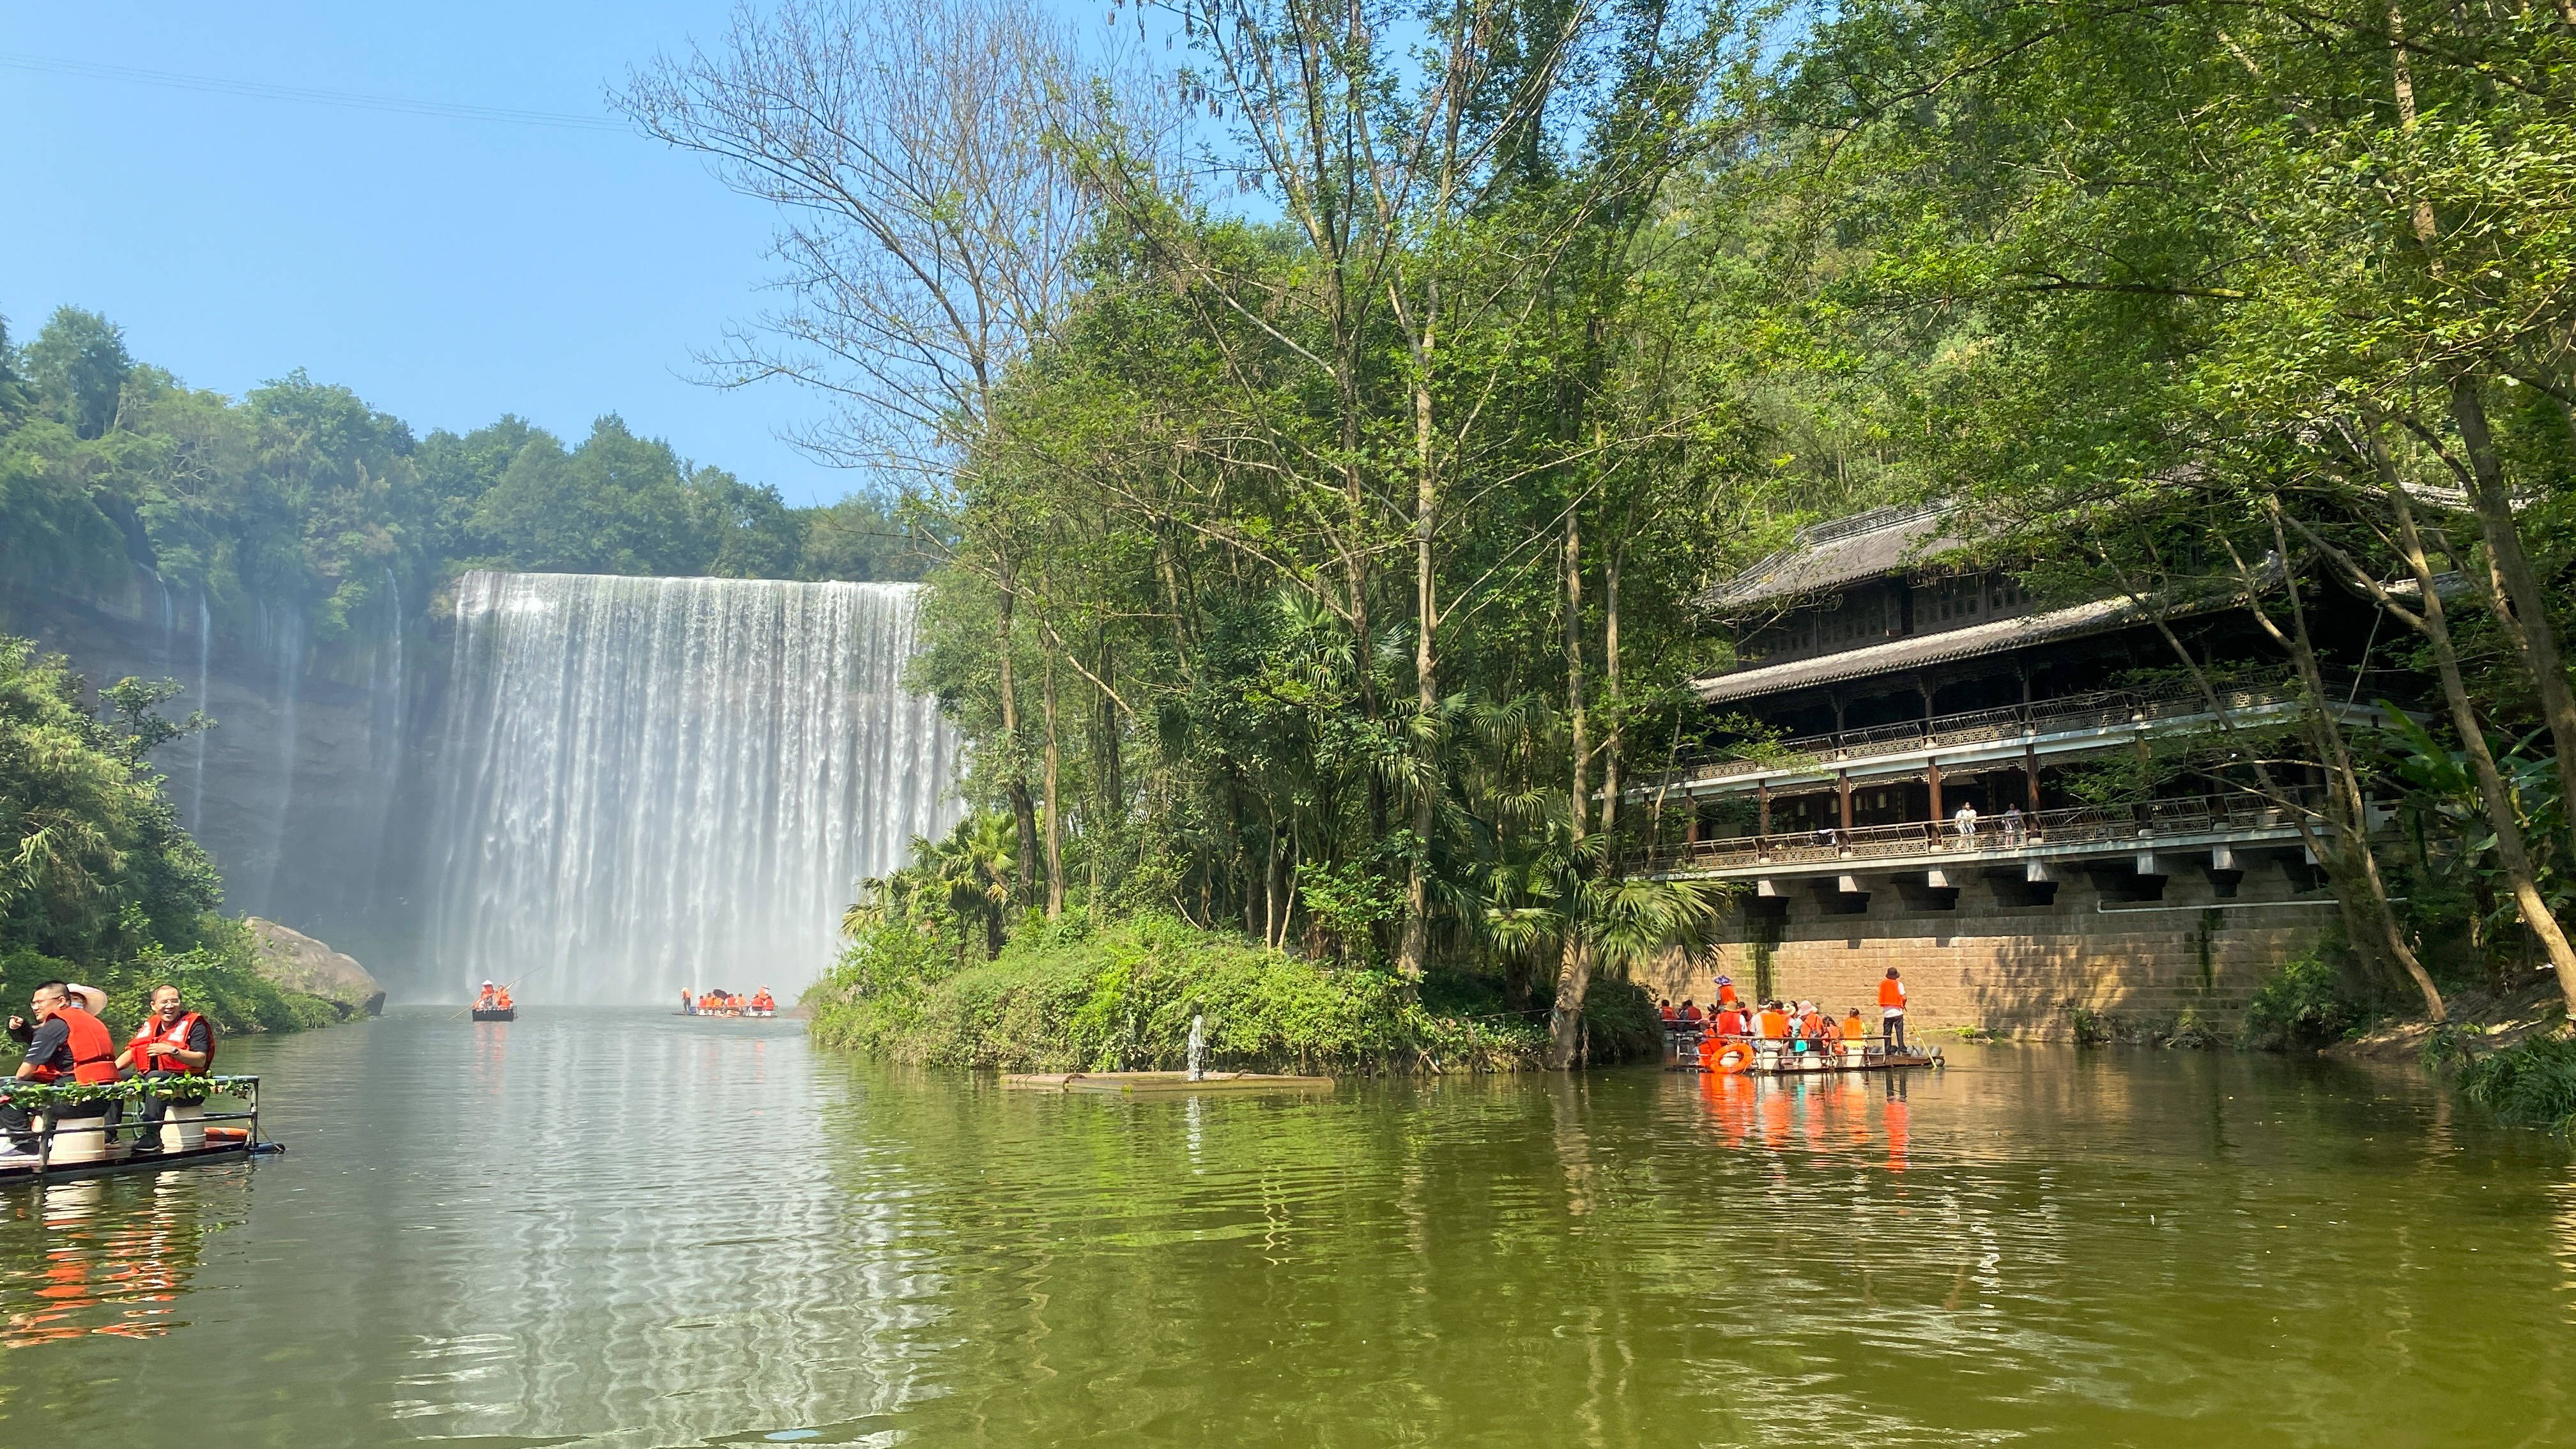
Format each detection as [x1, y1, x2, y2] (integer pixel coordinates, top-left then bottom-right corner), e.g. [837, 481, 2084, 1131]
[245, 917, 388, 1017]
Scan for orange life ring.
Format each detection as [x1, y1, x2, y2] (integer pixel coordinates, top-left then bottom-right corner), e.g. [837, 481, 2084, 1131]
[1711, 1041, 1754, 1075]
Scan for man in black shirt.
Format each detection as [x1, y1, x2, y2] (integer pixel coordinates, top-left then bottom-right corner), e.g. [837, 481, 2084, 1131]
[0, 981, 118, 1162]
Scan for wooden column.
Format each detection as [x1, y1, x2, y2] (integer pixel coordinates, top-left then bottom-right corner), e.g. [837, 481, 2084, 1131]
[1756, 779, 1771, 838]
[2023, 744, 2042, 811]
[1837, 770, 1855, 834]
[1926, 756, 1943, 824]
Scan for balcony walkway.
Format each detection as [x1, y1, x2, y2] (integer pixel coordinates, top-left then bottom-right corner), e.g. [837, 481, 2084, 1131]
[1639, 683, 2379, 799]
[1629, 791, 2328, 883]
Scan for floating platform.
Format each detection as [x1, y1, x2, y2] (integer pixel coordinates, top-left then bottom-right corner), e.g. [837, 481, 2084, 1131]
[1670, 1048, 1942, 1077]
[471, 1007, 516, 1022]
[0, 1133, 282, 1185]
[1002, 1071, 1335, 1095]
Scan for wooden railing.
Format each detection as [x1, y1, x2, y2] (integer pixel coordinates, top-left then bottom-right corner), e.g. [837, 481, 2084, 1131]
[1654, 681, 2328, 789]
[1627, 788, 2324, 876]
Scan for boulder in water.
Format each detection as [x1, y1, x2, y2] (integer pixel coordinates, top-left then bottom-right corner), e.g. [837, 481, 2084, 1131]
[245, 918, 387, 1017]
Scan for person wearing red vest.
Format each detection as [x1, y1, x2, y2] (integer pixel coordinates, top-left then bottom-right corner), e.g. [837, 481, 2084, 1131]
[0, 981, 122, 1160]
[117, 983, 215, 1156]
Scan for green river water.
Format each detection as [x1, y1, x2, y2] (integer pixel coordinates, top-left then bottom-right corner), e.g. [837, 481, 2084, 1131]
[1, 1008, 2568, 1447]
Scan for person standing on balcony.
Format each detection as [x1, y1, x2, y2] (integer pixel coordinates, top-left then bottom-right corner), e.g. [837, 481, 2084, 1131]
[1952, 800, 1980, 847]
[1879, 969, 1909, 1052]
[2002, 802, 2025, 847]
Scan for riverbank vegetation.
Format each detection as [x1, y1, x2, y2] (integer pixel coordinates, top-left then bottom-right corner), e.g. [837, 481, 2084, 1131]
[643, 0, 2576, 1057]
[0, 634, 342, 1034]
[810, 911, 1658, 1073]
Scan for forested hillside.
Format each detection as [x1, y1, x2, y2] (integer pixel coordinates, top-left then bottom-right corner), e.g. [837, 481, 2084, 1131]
[663, 0, 2576, 1061]
[0, 305, 927, 646]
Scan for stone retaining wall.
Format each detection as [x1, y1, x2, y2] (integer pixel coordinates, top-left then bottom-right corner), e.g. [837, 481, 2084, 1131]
[1643, 852, 2334, 1039]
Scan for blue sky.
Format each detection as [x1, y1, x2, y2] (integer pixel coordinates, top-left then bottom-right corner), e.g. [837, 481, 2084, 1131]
[1, 4, 878, 507]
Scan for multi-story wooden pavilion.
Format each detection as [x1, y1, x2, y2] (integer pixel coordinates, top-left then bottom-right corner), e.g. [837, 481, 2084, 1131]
[1632, 505, 2382, 1038]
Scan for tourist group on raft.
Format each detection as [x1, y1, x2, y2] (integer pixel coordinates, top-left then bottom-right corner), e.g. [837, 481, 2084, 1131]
[0, 979, 218, 1163]
[473, 981, 515, 1012]
[682, 988, 776, 1018]
[1660, 967, 1913, 1069]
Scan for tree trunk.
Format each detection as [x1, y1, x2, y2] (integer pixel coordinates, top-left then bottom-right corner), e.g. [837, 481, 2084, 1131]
[1041, 643, 1064, 918]
[2448, 376, 2576, 866]
[2389, 486, 2576, 1011]
[1599, 538, 1622, 838]
[2262, 504, 2444, 1018]
[1546, 510, 1593, 1066]
[1395, 314, 1439, 988]
[996, 567, 1039, 905]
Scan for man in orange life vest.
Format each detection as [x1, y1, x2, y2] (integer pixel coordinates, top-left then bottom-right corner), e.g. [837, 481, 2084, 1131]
[117, 983, 214, 1156]
[1879, 968, 1909, 1052]
[0, 981, 123, 1161]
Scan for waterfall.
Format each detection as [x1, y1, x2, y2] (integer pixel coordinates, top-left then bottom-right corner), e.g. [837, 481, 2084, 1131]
[432, 571, 960, 1004]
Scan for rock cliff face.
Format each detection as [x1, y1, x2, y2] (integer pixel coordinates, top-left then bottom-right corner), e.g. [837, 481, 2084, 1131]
[245, 917, 388, 1018]
[0, 567, 445, 996]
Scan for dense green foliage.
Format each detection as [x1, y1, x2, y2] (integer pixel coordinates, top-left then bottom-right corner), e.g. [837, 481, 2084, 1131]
[808, 912, 1658, 1073]
[2239, 950, 2368, 1053]
[768, 0, 2576, 1047]
[2459, 1034, 2576, 1132]
[0, 636, 342, 1034]
[0, 307, 929, 650]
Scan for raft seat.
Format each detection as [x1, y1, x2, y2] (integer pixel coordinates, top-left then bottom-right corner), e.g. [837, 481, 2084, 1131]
[33, 1112, 112, 1166]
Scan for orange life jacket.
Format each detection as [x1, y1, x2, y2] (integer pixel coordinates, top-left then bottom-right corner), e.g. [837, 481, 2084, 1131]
[1878, 978, 1906, 1009]
[1717, 983, 1741, 1009]
[751, 992, 775, 1011]
[33, 1006, 121, 1085]
[1843, 1013, 1867, 1041]
[1756, 1009, 1788, 1039]
[1800, 1011, 1823, 1038]
[493, 990, 514, 1009]
[1713, 1008, 1748, 1038]
[128, 1011, 213, 1075]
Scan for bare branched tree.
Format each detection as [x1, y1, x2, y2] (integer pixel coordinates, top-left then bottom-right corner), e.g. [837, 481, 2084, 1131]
[620, 0, 1107, 480]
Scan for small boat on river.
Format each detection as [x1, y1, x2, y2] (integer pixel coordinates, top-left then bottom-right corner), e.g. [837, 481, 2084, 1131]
[0, 1076, 280, 1184]
[470, 1007, 516, 1022]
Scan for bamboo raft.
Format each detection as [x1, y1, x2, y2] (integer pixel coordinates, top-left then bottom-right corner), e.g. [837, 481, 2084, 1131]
[1003, 1071, 1335, 1095]
[1666, 1037, 1944, 1077]
[0, 1075, 280, 1184]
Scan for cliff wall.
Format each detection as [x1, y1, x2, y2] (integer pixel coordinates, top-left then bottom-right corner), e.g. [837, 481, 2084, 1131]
[1, 567, 445, 993]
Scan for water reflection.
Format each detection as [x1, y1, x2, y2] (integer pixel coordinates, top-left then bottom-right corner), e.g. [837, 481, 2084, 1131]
[0, 1016, 2570, 1448]
[3, 1169, 241, 1347]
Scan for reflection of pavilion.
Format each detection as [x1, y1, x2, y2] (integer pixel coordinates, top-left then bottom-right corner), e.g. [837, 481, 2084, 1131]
[1634, 506, 2385, 1036]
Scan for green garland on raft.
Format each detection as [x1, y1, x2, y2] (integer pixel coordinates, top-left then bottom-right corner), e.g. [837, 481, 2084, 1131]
[1, 1074, 257, 1110]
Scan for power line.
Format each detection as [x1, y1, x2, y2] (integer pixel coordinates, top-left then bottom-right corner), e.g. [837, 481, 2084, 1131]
[0, 51, 632, 134]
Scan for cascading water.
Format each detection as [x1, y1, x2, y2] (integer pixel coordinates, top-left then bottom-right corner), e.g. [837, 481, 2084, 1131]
[431, 571, 960, 1004]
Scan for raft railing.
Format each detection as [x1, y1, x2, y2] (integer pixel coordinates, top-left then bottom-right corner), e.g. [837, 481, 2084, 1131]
[1, 1075, 264, 1183]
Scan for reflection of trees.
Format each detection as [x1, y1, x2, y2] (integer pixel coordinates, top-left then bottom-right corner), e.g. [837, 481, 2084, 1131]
[822, 1054, 2576, 1446]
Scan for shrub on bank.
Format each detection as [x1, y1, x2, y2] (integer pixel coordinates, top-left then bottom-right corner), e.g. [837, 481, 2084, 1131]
[0, 925, 344, 1038]
[2239, 948, 2363, 1051]
[2458, 1034, 2576, 1132]
[807, 911, 1659, 1074]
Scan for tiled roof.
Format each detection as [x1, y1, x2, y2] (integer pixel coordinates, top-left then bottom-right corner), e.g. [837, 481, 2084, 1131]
[1691, 595, 2145, 705]
[1699, 505, 1967, 611]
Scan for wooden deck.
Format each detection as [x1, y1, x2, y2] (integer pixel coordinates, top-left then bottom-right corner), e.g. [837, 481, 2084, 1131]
[1002, 1071, 1335, 1095]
